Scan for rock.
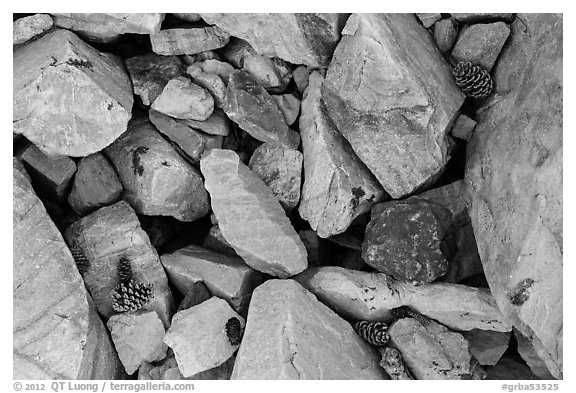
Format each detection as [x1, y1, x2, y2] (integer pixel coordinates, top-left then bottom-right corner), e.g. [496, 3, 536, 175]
[150, 26, 230, 55]
[67, 153, 123, 215]
[243, 55, 292, 93]
[451, 22, 511, 71]
[13, 14, 53, 46]
[151, 76, 214, 121]
[388, 318, 482, 379]
[299, 71, 385, 238]
[200, 13, 349, 67]
[201, 149, 308, 278]
[272, 94, 300, 125]
[451, 114, 477, 141]
[378, 347, 413, 380]
[161, 244, 264, 314]
[149, 109, 223, 163]
[248, 143, 303, 212]
[231, 279, 385, 379]
[172, 13, 201, 22]
[139, 352, 235, 380]
[13, 29, 133, 157]
[462, 329, 510, 366]
[13, 159, 121, 379]
[465, 14, 562, 379]
[487, 357, 540, 380]
[125, 54, 185, 106]
[64, 201, 174, 326]
[292, 65, 310, 94]
[515, 331, 555, 379]
[224, 70, 299, 149]
[164, 297, 244, 377]
[186, 64, 227, 108]
[198, 59, 235, 85]
[416, 13, 442, 28]
[451, 13, 515, 23]
[295, 266, 512, 332]
[107, 311, 167, 375]
[19, 142, 77, 201]
[322, 14, 465, 198]
[434, 18, 459, 52]
[177, 282, 211, 312]
[202, 225, 237, 256]
[363, 199, 452, 284]
[104, 117, 210, 221]
[180, 109, 230, 136]
[51, 13, 164, 43]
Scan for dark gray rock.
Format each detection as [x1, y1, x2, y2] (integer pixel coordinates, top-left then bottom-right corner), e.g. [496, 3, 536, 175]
[451, 13, 515, 23]
[434, 18, 459, 52]
[177, 282, 211, 312]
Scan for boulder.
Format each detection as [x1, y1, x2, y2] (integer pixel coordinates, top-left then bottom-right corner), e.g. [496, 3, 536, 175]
[151, 76, 214, 121]
[172, 13, 201, 22]
[139, 352, 235, 380]
[450, 114, 477, 141]
[13, 29, 133, 157]
[186, 64, 227, 108]
[416, 13, 442, 28]
[13, 14, 53, 46]
[197, 59, 235, 85]
[243, 55, 292, 93]
[434, 18, 459, 52]
[150, 26, 230, 55]
[322, 14, 465, 198]
[461, 329, 510, 366]
[292, 65, 310, 94]
[176, 282, 211, 312]
[451, 22, 511, 71]
[272, 94, 300, 126]
[231, 280, 386, 379]
[202, 225, 237, 256]
[178, 109, 231, 136]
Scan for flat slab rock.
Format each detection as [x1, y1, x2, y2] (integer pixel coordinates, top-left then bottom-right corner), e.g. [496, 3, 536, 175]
[150, 26, 230, 56]
[104, 117, 210, 222]
[232, 279, 386, 379]
[200, 13, 349, 67]
[201, 149, 308, 278]
[13, 14, 53, 46]
[322, 14, 465, 198]
[13, 29, 134, 157]
[465, 13, 562, 379]
[64, 200, 174, 327]
[13, 159, 120, 379]
[299, 71, 385, 238]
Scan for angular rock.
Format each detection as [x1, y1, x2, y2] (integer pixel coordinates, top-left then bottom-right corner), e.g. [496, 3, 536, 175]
[149, 109, 223, 163]
[13, 14, 53, 46]
[198, 59, 235, 85]
[232, 280, 385, 379]
[389, 318, 483, 379]
[186, 64, 227, 108]
[67, 152, 123, 215]
[13, 159, 121, 379]
[300, 71, 385, 238]
[416, 13, 442, 28]
[125, 54, 185, 106]
[272, 94, 300, 126]
[487, 357, 540, 380]
[13, 29, 134, 157]
[139, 352, 235, 380]
[451, 13, 515, 23]
[200, 13, 349, 67]
[202, 225, 237, 256]
[451, 114, 477, 141]
[451, 22, 511, 71]
[64, 201, 174, 326]
[243, 55, 292, 93]
[107, 311, 167, 375]
[150, 26, 230, 55]
[161, 244, 264, 314]
[172, 13, 201, 22]
[104, 118, 210, 221]
[295, 266, 512, 332]
[322, 14, 465, 198]
[164, 297, 244, 377]
[177, 282, 211, 312]
[465, 14, 562, 379]
[151, 76, 214, 121]
[248, 143, 303, 212]
[378, 347, 413, 380]
[180, 109, 230, 136]
[51, 13, 164, 43]
[19, 142, 77, 201]
[292, 65, 310, 94]
[434, 18, 459, 52]
[201, 149, 308, 278]
[224, 70, 299, 149]
[515, 330, 555, 379]
[462, 329, 510, 366]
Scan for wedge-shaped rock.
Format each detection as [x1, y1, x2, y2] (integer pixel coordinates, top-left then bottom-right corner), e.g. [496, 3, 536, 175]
[272, 94, 300, 126]
[232, 279, 385, 379]
[224, 70, 299, 149]
[161, 245, 264, 314]
[322, 14, 465, 198]
[13, 29, 133, 157]
[164, 297, 244, 377]
[416, 13, 442, 28]
[105, 118, 210, 222]
[13, 14, 53, 46]
[462, 329, 510, 366]
[181, 109, 231, 136]
[64, 201, 174, 326]
[203, 224, 237, 256]
[198, 59, 235, 85]
[451, 22, 510, 71]
[187, 64, 227, 108]
[151, 26, 230, 55]
[13, 159, 121, 379]
[300, 71, 385, 238]
[151, 76, 214, 121]
[201, 149, 307, 277]
[295, 267, 511, 332]
[200, 13, 349, 67]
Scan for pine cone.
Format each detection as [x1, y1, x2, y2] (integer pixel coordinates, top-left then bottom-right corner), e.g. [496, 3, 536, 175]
[111, 281, 154, 313]
[117, 256, 133, 284]
[70, 245, 89, 275]
[354, 321, 389, 346]
[225, 317, 242, 346]
[453, 61, 494, 99]
[391, 306, 431, 325]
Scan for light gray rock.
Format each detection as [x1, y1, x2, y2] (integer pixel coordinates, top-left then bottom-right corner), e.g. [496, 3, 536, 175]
[231, 280, 386, 379]
[201, 149, 308, 278]
[243, 55, 292, 93]
[515, 330, 555, 379]
[197, 59, 235, 85]
[186, 64, 227, 108]
[272, 94, 300, 126]
[292, 65, 310, 94]
[378, 347, 413, 380]
[164, 297, 244, 377]
[151, 26, 230, 55]
[451, 22, 511, 71]
[151, 76, 214, 121]
[139, 352, 235, 380]
[300, 71, 385, 238]
[451, 114, 477, 141]
[13, 14, 53, 46]
[322, 14, 465, 198]
[462, 329, 510, 366]
[416, 13, 442, 28]
[180, 109, 231, 136]
[13, 29, 133, 157]
[451, 13, 515, 23]
[434, 18, 459, 52]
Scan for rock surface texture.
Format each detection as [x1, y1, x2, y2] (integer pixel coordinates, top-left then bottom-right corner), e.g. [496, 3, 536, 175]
[451, 21, 511, 71]
[465, 13, 562, 379]
[151, 76, 214, 121]
[322, 14, 465, 198]
[13, 14, 53, 46]
[150, 26, 230, 56]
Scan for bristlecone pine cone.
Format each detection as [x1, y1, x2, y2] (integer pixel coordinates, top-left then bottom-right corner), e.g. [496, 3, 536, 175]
[453, 61, 494, 99]
[111, 281, 154, 313]
[69, 245, 89, 275]
[354, 320, 389, 346]
[225, 317, 243, 346]
[117, 256, 133, 284]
